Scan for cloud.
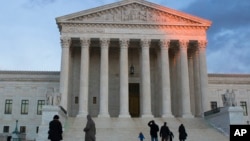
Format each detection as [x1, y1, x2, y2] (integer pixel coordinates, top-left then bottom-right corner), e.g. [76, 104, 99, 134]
[182, 0, 250, 33]
[23, 0, 57, 8]
[181, 0, 250, 73]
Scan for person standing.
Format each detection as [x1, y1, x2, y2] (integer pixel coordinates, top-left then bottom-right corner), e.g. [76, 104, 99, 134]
[48, 115, 63, 141]
[83, 115, 96, 141]
[148, 120, 159, 141]
[178, 124, 187, 141]
[160, 122, 170, 141]
[169, 131, 174, 141]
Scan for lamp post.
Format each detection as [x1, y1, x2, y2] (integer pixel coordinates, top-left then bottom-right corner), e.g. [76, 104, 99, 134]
[11, 120, 20, 141]
[130, 64, 134, 75]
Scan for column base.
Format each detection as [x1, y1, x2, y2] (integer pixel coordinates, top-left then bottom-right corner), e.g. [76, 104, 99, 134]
[161, 114, 174, 118]
[77, 112, 88, 118]
[118, 114, 131, 118]
[141, 114, 154, 118]
[195, 113, 203, 118]
[182, 113, 194, 118]
[98, 113, 110, 118]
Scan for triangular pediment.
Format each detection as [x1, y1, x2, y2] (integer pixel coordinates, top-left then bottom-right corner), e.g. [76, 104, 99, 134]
[56, 0, 211, 26]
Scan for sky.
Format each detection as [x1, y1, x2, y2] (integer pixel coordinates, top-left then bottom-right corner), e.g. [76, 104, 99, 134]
[0, 0, 250, 74]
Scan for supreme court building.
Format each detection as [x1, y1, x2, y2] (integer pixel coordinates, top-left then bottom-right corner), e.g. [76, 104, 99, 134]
[1, 0, 250, 140]
[56, 0, 211, 118]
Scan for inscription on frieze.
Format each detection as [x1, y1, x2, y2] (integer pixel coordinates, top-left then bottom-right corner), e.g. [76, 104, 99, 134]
[62, 27, 105, 33]
[61, 24, 206, 36]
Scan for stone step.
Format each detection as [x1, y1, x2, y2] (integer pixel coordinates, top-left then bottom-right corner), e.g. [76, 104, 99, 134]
[62, 117, 228, 141]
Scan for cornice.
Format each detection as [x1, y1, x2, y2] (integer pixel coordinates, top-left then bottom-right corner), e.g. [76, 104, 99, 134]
[208, 73, 250, 78]
[0, 70, 59, 75]
[0, 71, 60, 82]
[208, 73, 250, 85]
[58, 22, 209, 28]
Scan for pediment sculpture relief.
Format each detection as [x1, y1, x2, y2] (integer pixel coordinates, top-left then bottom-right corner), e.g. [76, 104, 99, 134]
[68, 3, 200, 24]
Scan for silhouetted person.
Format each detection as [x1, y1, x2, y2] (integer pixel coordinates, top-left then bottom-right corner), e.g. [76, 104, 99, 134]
[84, 115, 96, 141]
[138, 132, 145, 141]
[160, 122, 170, 141]
[178, 124, 187, 141]
[48, 115, 63, 141]
[148, 120, 159, 141]
[169, 131, 174, 141]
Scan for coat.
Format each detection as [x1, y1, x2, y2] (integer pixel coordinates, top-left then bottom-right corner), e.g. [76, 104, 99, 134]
[160, 125, 170, 138]
[48, 119, 63, 141]
[84, 115, 96, 141]
[178, 124, 187, 140]
[148, 121, 159, 138]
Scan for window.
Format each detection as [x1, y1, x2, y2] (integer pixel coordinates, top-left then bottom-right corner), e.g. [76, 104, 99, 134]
[21, 100, 29, 115]
[20, 126, 26, 133]
[240, 101, 248, 116]
[5, 99, 12, 114]
[210, 101, 217, 110]
[93, 97, 97, 104]
[75, 97, 78, 104]
[3, 126, 9, 133]
[36, 126, 39, 133]
[37, 100, 45, 115]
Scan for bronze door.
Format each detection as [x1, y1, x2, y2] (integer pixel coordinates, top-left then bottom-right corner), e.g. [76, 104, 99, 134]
[129, 83, 140, 117]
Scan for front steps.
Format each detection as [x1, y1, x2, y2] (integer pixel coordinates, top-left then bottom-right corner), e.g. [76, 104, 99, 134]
[62, 117, 228, 141]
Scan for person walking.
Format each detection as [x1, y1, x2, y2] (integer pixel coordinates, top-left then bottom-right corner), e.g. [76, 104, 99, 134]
[148, 120, 159, 141]
[160, 122, 170, 141]
[48, 115, 63, 141]
[178, 124, 187, 141]
[83, 115, 96, 141]
[138, 132, 145, 141]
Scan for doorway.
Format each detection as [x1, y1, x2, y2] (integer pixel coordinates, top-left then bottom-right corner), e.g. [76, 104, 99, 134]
[129, 83, 140, 117]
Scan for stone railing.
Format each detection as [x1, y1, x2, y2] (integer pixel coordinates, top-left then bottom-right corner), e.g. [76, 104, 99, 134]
[204, 107, 221, 116]
[205, 106, 244, 135]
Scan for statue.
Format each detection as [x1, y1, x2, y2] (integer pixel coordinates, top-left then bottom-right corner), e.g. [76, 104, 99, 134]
[221, 89, 237, 107]
[46, 88, 61, 106]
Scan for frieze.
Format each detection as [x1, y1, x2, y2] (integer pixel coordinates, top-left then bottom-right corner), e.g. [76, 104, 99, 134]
[62, 26, 105, 33]
[67, 3, 200, 25]
[61, 24, 207, 36]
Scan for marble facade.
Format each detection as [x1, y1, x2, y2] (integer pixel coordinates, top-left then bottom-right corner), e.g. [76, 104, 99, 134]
[1, 0, 250, 140]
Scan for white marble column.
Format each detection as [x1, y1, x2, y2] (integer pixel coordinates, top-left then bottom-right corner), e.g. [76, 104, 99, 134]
[188, 53, 195, 115]
[59, 37, 71, 112]
[141, 39, 153, 118]
[98, 38, 110, 118]
[169, 51, 177, 116]
[193, 49, 202, 117]
[119, 39, 131, 118]
[179, 40, 193, 118]
[159, 40, 173, 118]
[77, 38, 90, 117]
[175, 49, 181, 116]
[198, 40, 209, 115]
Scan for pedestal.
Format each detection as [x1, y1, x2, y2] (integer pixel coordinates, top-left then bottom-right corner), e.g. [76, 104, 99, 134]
[36, 105, 66, 141]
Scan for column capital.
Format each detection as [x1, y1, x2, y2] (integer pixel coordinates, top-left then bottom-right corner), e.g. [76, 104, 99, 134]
[178, 40, 189, 50]
[80, 38, 90, 48]
[159, 39, 170, 49]
[140, 39, 150, 48]
[100, 38, 110, 48]
[198, 40, 207, 49]
[60, 37, 71, 48]
[119, 38, 129, 49]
